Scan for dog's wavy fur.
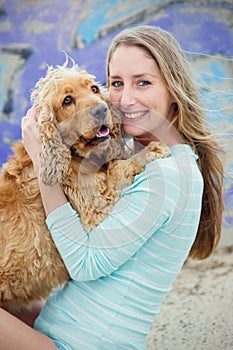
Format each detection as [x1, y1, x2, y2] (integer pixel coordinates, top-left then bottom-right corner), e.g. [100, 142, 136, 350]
[0, 63, 170, 311]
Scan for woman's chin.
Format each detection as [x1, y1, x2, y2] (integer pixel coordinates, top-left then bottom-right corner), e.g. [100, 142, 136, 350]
[123, 124, 146, 138]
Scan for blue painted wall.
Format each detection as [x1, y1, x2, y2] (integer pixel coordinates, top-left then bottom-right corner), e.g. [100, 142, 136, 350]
[0, 0, 232, 233]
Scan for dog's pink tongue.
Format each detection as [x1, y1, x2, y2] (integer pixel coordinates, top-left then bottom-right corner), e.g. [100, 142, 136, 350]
[96, 127, 109, 137]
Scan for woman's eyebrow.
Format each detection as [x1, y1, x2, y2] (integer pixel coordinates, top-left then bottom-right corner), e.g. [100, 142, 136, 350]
[109, 73, 160, 79]
[109, 75, 121, 79]
[134, 73, 159, 78]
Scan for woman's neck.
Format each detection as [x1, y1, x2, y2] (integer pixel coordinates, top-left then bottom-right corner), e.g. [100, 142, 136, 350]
[133, 131, 185, 152]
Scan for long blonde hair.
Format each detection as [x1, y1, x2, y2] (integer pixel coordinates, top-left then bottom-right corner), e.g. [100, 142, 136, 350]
[106, 25, 225, 260]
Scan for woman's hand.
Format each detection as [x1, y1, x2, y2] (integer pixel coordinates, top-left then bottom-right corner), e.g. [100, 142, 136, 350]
[21, 105, 41, 176]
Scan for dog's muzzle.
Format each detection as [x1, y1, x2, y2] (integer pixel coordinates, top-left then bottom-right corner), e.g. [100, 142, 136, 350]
[91, 103, 108, 122]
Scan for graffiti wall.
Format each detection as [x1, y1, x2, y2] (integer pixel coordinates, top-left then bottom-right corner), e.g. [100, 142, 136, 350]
[0, 0, 232, 237]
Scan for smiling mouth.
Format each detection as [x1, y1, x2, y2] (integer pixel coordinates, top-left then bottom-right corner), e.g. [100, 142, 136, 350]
[80, 125, 110, 145]
[124, 111, 147, 119]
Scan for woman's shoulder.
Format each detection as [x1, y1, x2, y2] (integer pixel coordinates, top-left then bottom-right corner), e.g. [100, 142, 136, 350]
[143, 143, 203, 189]
[123, 143, 203, 197]
[146, 144, 201, 174]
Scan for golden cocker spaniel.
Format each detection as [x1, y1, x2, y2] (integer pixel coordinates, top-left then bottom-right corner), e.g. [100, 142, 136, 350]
[0, 63, 170, 310]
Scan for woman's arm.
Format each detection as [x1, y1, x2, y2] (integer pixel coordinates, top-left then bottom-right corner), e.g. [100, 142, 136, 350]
[0, 307, 56, 350]
[45, 164, 169, 281]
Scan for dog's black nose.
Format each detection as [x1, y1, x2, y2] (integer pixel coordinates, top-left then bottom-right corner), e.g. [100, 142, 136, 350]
[91, 104, 108, 120]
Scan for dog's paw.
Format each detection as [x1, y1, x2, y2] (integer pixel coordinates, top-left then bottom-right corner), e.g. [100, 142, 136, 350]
[147, 141, 170, 159]
[129, 142, 170, 168]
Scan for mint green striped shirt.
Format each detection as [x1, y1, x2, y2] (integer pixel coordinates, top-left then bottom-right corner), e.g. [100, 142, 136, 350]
[34, 144, 203, 349]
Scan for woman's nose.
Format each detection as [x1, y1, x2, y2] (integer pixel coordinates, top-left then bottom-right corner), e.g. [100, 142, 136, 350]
[120, 87, 136, 107]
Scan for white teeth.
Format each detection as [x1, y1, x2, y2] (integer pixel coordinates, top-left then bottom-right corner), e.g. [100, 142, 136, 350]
[124, 112, 145, 119]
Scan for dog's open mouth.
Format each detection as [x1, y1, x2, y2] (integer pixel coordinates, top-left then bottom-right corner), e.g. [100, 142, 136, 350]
[80, 125, 110, 146]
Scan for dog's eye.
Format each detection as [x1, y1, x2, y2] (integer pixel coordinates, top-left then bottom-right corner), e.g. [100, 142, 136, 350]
[91, 85, 99, 94]
[63, 95, 74, 106]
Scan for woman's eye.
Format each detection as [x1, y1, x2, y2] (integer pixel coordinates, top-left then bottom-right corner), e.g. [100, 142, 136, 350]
[63, 95, 74, 106]
[138, 80, 151, 86]
[111, 81, 123, 88]
[91, 85, 99, 93]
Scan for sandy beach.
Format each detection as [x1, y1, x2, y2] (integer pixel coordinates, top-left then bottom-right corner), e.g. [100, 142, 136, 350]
[147, 232, 233, 350]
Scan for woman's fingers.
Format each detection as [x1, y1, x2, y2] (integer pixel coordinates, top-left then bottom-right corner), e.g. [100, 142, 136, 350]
[21, 106, 40, 130]
[26, 105, 40, 121]
[21, 105, 40, 127]
[21, 106, 42, 171]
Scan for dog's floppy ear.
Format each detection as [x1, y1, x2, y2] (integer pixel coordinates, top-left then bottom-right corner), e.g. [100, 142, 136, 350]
[108, 102, 123, 140]
[37, 105, 71, 185]
[32, 66, 72, 185]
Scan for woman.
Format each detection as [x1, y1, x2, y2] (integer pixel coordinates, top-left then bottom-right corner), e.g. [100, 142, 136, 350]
[0, 25, 224, 350]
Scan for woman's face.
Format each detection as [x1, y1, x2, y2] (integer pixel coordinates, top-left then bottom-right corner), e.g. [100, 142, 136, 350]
[108, 45, 177, 144]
